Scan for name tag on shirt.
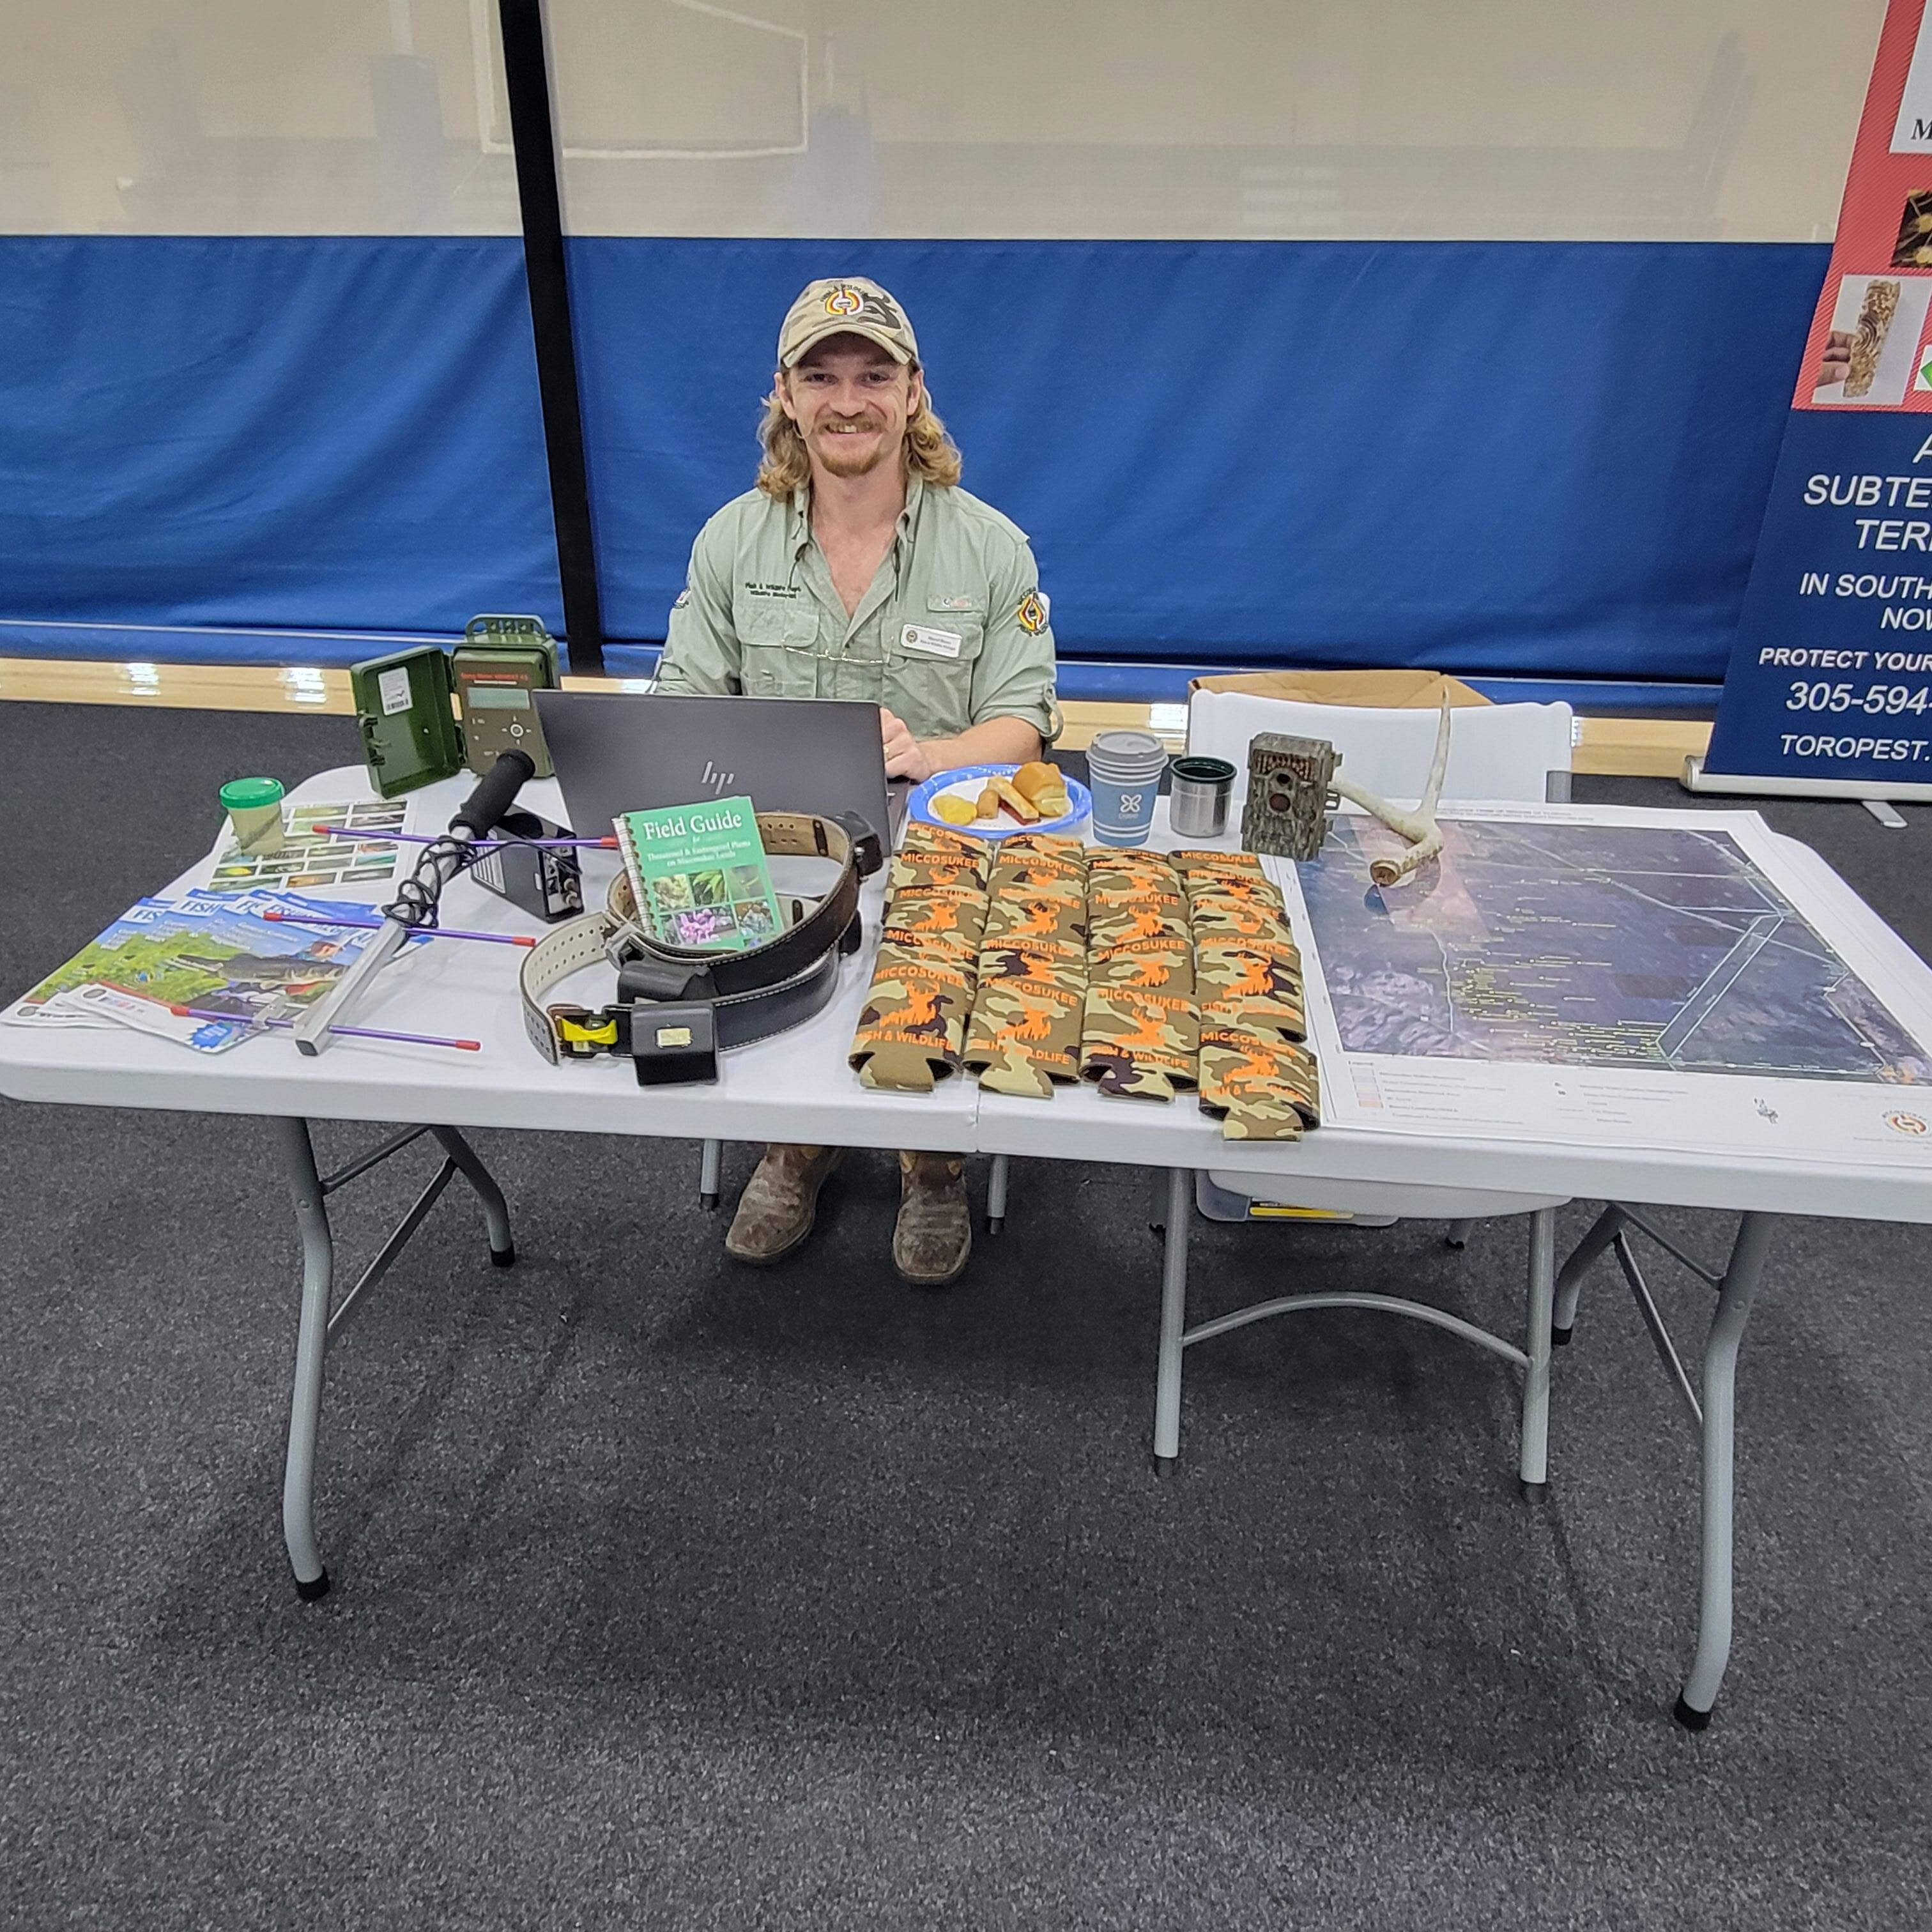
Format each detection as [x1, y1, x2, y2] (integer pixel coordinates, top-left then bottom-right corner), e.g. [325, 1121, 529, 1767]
[900, 624, 963, 659]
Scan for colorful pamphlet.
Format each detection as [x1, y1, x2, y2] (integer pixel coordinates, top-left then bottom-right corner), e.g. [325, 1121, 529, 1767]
[613, 796, 781, 952]
[206, 796, 412, 894]
[3, 890, 391, 1051]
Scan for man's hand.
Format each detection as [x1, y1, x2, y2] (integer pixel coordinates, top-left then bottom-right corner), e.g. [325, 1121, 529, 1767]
[881, 708, 1046, 781]
[880, 707, 932, 781]
[1818, 330, 1853, 390]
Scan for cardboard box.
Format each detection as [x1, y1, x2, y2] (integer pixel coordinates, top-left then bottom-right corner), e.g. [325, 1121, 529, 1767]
[1186, 668, 1491, 709]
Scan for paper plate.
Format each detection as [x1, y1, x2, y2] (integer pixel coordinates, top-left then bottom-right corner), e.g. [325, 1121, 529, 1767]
[907, 763, 1091, 839]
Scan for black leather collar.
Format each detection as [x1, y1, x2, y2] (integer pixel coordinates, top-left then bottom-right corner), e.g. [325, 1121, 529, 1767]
[521, 809, 883, 1082]
[611, 808, 880, 998]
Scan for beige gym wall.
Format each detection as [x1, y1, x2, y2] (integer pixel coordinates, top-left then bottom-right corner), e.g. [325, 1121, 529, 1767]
[1, 0, 1887, 240]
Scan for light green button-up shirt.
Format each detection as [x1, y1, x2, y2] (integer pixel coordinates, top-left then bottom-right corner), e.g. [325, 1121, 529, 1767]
[654, 475, 1059, 744]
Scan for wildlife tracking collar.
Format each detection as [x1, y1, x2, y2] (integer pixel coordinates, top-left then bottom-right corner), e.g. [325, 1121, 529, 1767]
[521, 810, 882, 1084]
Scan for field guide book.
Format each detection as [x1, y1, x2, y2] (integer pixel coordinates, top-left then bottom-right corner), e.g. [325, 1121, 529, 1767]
[615, 796, 781, 951]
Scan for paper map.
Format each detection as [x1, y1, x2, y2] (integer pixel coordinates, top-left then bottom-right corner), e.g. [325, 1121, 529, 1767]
[1273, 804, 1932, 1162]
[1299, 816, 1931, 1083]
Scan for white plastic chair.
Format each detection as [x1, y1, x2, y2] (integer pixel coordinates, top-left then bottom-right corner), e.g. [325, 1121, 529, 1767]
[1184, 689, 1574, 812]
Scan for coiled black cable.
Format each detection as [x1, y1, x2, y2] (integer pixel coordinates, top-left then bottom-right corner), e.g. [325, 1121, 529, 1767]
[382, 834, 478, 931]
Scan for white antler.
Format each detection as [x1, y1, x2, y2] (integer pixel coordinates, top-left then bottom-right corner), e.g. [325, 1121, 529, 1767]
[1328, 693, 1452, 887]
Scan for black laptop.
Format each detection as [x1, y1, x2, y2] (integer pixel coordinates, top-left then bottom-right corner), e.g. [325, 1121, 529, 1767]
[533, 690, 901, 845]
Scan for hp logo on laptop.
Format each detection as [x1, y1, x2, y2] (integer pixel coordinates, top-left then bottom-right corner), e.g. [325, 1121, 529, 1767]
[700, 758, 737, 795]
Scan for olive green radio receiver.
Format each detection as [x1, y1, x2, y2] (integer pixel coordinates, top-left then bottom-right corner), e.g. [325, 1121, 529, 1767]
[352, 616, 561, 798]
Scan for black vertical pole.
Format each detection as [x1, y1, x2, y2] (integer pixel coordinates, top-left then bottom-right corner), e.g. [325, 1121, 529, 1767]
[496, 0, 606, 675]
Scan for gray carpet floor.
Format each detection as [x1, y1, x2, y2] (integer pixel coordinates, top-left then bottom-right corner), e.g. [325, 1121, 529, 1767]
[3, 702, 1931, 1929]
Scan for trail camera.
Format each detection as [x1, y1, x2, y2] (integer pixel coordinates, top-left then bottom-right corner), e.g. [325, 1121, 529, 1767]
[1241, 732, 1339, 860]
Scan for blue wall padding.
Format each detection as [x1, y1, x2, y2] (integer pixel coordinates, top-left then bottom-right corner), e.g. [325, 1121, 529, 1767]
[1, 235, 1826, 683]
[0, 236, 562, 634]
[569, 238, 1827, 682]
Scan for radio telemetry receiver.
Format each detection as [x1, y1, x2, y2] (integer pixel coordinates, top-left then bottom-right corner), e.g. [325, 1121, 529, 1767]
[352, 615, 561, 798]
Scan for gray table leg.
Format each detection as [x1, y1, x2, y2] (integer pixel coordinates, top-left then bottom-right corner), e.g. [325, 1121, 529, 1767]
[1153, 1168, 1193, 1472]
[1675, 1211, 1774, 1731]
[1552, 1204, 1625, 1346]
[272, 1116, 334, 1601]
[427, 1125, 516, 1264]
[986, 1153, 1010, 1234]
[698, 1137, 723, 1211]
[1519, 1207, 1556, 1501]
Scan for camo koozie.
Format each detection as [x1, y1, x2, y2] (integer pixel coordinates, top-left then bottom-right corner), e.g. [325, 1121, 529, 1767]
[889, 847, 990, 896]
[882, 883, 987, 963]
[901, 820, 988, 861]
[1086, 865, 1191, 950]
[962, 837, 1089, 1098]
[981, 884, 1087, 960]
[851, 955, 978, 1091]
[1089, 941, 1193, 999]
[850, 824, 991, 1091]
[1078, 850, 1200, 1100]
[1081, 983, 1200, 1100]
[1167, 850, 1321, 1136]
[1197, 1027, 1322, 1138]
[1193, 940, 1305, 1039]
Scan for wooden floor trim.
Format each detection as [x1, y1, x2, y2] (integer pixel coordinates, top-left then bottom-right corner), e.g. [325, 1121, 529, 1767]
[0, 656, 1712, 780]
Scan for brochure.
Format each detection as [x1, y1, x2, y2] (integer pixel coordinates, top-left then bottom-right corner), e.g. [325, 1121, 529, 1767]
[614, 795, 781, 952]
[205, 795, 413, 894]
[4, 891, 390, 1050]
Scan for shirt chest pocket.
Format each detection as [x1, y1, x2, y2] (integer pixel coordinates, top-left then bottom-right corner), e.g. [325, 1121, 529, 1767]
[737, 599, 821, 697]
[885, 605, 985, 737]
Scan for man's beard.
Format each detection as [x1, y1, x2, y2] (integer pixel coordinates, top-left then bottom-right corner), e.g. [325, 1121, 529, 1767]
[811, 420, 894, 478]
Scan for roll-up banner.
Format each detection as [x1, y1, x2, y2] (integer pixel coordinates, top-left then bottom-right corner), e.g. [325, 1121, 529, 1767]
[1696, 0, 1932, 801]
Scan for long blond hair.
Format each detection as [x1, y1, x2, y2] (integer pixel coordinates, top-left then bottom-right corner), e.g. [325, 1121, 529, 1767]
[755, 367, 963, 498]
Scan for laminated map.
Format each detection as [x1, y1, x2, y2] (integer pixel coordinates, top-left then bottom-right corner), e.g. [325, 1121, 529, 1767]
[1274, 804, 1932, 1162]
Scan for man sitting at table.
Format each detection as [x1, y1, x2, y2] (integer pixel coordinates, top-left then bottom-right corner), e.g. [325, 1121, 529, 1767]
[653, 275, 1060, 1287]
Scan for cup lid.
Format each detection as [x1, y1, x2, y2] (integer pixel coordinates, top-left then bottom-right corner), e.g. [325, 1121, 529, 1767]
[220, 777, 285, 809]
[1088, 730, 1166, 763]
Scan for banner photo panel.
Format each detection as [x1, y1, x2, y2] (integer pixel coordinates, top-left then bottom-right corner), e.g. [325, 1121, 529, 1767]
[1706, 0, 1932, 788]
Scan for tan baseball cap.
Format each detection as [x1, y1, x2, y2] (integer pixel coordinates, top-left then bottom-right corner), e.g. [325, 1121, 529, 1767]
[777, 277, 920, 370]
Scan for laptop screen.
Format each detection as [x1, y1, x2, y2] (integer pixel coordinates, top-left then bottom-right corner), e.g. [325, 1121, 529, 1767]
[534, 691, 900, 847]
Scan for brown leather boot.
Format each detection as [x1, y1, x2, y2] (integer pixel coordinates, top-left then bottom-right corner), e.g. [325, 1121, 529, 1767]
[893, 1150, 971, 1287]
[724, 1144, 844, 1264]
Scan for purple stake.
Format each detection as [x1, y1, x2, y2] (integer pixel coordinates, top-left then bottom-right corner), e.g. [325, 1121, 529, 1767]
[167, 1003, 480, 1052]
[312, 824, 615, 850]
[262, 910, 535, 948]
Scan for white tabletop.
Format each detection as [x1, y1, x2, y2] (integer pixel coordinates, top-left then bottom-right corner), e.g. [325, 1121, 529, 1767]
[979, 801, 1932, 1224]
[0, 767, 977, 1154]
[7, 769, 1932, 1223]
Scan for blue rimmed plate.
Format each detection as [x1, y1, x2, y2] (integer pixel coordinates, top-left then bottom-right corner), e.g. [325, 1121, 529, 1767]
[907, 763, 1091, 839]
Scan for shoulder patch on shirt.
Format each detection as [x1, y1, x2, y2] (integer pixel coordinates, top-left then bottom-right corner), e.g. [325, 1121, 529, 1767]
[1016, 590, 1050, 634]
[671, 587, 691, 612]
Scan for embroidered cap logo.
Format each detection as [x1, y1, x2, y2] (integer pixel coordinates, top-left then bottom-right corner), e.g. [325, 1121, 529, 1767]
[824, 285, 864, 318]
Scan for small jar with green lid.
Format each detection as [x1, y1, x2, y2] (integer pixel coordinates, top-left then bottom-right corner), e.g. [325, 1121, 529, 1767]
[220, 776, 286, 855]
